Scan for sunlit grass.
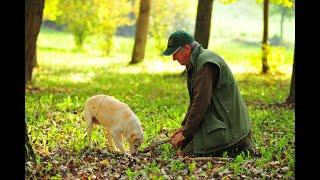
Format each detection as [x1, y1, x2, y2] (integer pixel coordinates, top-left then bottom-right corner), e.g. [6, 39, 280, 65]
[31, 26, 294, 146]
[37, 25, 293, 75]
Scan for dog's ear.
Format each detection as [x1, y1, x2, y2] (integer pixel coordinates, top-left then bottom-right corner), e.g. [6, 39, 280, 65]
[130, 133, 138, 141]
[130, 133, 142, 145]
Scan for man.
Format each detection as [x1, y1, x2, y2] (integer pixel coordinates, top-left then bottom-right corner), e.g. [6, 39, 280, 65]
[162, 30, 256, 157]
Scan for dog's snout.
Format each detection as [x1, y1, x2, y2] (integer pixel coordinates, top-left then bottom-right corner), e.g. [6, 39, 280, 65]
[130, 148, 138, 155]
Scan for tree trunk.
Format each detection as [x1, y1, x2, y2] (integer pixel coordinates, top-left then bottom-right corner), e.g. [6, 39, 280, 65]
[130, 0, 151, 64]
[286, 47, 295, 104]
[25, 0, 44, 83]
[280, 10, 285, 42]
[25, 119, 36, 162]
[25, 0, 45, 162]
[194, 0, 214, 49]
[262, 0, 269, 74]
[180, 0, 214, 76]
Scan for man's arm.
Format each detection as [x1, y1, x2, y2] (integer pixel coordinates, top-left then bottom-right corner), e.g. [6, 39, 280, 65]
[181, 63, 219, 139]
[181, 105, 191, 126]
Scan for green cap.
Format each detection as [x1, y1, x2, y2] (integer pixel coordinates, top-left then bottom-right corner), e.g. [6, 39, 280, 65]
[162, 30, 194, 56]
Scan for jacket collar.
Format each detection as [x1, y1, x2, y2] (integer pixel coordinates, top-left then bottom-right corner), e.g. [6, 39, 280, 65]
[188, 42, 202, 70]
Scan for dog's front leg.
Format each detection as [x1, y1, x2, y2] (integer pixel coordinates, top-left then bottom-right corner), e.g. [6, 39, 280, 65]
[104, 129, 116, 151]
[110, 131, 125, 153]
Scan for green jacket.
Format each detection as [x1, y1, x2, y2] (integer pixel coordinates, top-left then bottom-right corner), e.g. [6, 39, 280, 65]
[187, 45, 251, 154]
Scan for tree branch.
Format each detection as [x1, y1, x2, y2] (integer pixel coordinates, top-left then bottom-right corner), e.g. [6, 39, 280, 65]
[140, 138, 171, 153]
[184, 156, 233, 162]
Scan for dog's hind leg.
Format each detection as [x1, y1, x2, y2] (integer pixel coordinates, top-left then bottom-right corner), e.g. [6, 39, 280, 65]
[83, 105, 94, 148]
[86, 122, 94, 148]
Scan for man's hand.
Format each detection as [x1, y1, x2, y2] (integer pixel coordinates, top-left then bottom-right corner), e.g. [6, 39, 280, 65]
[171, 132, 186, 149]
[170, 127, 183, 138]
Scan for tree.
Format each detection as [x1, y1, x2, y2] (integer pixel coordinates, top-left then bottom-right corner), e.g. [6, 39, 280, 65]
[56, 0, 134, 53]
[93, 0, 134, 56]
[270, 4, 294, 42]
[259, 0, 294, 73]
[130, 0, 151, 64]
[25, 0, 45, 162]
[194, 0, 214, 49]
[56, 0, 97, 50]
[261, 0, 270, 74]
[286, 46, 295, 103]
[278, 6, 294, 41]
[148, 0, 195, 56]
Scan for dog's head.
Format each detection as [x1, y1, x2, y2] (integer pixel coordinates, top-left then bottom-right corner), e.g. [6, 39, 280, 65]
[129, 132, 143, 155]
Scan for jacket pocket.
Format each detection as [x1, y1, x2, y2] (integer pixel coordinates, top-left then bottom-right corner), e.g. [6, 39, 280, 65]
[205, 112, 227, 133]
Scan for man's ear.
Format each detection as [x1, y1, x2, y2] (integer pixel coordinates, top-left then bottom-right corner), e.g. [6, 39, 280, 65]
[184, 44, 192, 54]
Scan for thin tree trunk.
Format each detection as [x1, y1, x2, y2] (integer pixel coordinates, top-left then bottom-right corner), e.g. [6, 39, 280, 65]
[25, 0, 45, 162]
[130, 0, 151, 64]
[194, 0, 214, 49]
[280, 11, 285, 42]
[262, 0, 269, 74]
[286, 47, 295, 104]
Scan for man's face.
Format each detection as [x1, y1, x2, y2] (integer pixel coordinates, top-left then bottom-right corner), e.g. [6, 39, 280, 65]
[172, 45, 191, 66]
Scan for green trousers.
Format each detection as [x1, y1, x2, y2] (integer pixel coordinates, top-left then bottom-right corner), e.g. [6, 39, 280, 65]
[182, 131, 256, 157]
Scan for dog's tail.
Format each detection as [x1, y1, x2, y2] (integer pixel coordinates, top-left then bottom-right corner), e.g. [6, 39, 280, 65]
[83, 118, 100, 141]
[83, 102, 100, 138]
[85, 120, 94, 133]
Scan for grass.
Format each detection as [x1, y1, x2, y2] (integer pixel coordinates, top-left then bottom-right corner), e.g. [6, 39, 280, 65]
[26, 27, 294, 178]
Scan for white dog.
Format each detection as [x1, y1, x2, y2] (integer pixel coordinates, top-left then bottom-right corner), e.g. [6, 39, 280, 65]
[83, 95, 144, 155]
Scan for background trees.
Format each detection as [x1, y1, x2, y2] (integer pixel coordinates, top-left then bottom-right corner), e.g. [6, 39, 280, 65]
[47, 0, 134, 53]
[56, 0, 97, 50]
[260, 0, 294, 73]
[92, 0, 134, 55]
[148, 0, 194, 55]
[270, 2, 294, 43]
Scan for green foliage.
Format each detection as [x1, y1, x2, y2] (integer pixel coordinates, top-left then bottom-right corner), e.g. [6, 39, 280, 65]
[149, 0, 196, 56]
[256, 0, 294, 8]
[188, 162, 197, 175]
[43, 0, 60, 21]
[144, 160, 161, 175]
[56, 0, 97, 50]
[266, 45, 287, 72]
[159, 143, 176, 161]
[207, 161, 213, 170]
[226, 152, 249, 175]
[270, 3, 294, 17]
[55, 0, 133, 52]
[125, 168, 140, 179]
[219, 0, 238, 4]
[169, 159, 186, 172]
[271, 0, 294, 8]
[92, 0, 134, 56]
